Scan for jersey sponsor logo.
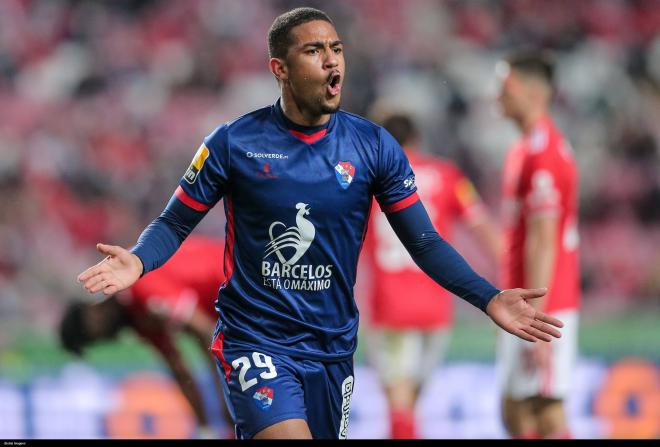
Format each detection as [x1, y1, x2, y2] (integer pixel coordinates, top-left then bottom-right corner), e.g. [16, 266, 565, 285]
[253, 386, 274, 411]
[403, 175, 416, 189]
[338, 375, 354, 439]
[265, 203, 316, 265]
[246, 151, 289, 159]
[184, 144, 210, 184]
[262, 203, 334, 291]
[335, 161, 355, 189]
[256, 162, 279, 179]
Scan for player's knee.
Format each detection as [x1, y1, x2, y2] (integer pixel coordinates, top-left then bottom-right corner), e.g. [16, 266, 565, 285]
[385, 380, 418, 409]
[501, 398, 519, 433]
[502, 398, 538, 437]
[533, 397, 567, 438]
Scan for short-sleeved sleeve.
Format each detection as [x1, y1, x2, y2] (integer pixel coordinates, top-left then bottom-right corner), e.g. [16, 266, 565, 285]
[175, 125, 230, 212]
[374, 127, 418, 213]
[521, 149, 562, 218]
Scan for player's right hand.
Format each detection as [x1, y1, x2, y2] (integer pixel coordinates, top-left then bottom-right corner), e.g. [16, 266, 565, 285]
[77, 243, 144, 295]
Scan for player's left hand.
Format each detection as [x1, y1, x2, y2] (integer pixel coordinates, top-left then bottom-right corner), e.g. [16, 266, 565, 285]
[486, 288, 563, 343]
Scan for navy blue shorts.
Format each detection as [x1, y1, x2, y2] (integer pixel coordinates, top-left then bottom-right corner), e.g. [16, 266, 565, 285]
[211, 335, 354, 439]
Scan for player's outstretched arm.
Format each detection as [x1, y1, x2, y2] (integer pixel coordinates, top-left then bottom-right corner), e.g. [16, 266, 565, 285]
[385, 199, 564, 343]
[485, 287, 563, 342]
[77, 243, 143, 296]
[77, 192, 208, 296]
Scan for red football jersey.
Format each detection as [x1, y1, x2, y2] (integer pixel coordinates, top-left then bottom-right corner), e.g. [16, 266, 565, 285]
[363, 149, 486, 329]
[119, 236, 225, 351]
[501, 116, 580, 312]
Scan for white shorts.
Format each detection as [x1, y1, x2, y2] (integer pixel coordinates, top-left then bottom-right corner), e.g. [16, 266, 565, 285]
[496, 309, 578, 400]
[366, 328, 451, 386]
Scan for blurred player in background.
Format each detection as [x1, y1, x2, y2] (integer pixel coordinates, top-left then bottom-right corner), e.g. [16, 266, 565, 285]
[361, 112, 501, 439]
[496, 51, 580, 439]
[60, 236, 229, 439]
[76, 7, 563, 439]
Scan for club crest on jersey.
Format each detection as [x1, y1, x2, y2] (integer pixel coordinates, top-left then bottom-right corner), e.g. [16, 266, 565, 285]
[334, 162, 355, 189]
[253, 386, 274, 411]
[265, 203, 316, 265]
[184, 144, 210, 184]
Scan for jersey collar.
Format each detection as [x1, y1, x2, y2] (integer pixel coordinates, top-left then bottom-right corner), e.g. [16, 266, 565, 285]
[272, 98, 337, 144]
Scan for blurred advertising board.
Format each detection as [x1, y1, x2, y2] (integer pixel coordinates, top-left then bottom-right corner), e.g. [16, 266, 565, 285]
[0, 358, 657, 439]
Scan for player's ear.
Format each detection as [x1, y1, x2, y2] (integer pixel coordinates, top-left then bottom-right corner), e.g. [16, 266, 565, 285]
[270, 57, 288, 83]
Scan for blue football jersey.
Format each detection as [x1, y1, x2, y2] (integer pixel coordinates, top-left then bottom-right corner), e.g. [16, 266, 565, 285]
[177, 100, 417, 361]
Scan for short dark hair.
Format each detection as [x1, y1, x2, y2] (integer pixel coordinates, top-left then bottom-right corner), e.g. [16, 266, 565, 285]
[506, 50, 555, 87]
[59, 301, 91, 356]
[268, 7, 334, 59]
[381, 113, 419, 147]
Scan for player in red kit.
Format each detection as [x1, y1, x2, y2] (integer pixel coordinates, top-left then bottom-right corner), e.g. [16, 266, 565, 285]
[361, 112, 501, 439]
[495, 52, 580, 439]
[60, 236, 229, 438]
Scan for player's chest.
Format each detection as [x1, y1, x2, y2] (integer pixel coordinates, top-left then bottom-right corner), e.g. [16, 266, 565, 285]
[228, 140, 373, 216]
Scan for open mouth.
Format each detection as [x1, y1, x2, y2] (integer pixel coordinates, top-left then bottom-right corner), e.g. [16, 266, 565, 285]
[327, 72, 341, 96]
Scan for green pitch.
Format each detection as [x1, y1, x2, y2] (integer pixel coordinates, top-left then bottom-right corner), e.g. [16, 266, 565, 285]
[1, 308, 658, 383]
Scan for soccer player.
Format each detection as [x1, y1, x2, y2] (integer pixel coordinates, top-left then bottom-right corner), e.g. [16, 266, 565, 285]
[76, 8, 563, 440]
[61, 236, 228, 439]
[361, 112, 501, 439]
[495, 51, 580, 439]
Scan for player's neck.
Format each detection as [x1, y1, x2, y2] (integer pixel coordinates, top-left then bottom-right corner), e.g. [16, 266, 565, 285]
[518, 107, 548, 134]
[280, 107, 329, 134]
[280, 92, 331, 127]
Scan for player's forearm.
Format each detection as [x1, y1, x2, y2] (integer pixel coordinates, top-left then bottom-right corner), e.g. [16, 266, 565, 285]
[386, 200, 500, 312]
[131, 194, 206, 275]
[524, 219, 558, 310]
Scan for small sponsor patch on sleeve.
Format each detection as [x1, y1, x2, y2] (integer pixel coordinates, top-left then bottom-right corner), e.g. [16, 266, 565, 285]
[526, 169, 560, 212]
[184, 144, 210, 184]
[403, 175, 416, 189]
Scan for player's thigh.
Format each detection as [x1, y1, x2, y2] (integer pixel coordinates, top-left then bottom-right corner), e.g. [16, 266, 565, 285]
[497, 310, 578, 400]
[418, 328, 451, 382]
[253, 418, 312, 439]
[368, 330, 423, 385]
[369, 329, 448, 386]
[303, 359, 355, 439]
[215, 348, 307, 439]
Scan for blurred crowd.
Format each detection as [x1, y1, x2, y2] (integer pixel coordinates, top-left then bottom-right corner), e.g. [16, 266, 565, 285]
[1, 0, 659, 348]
